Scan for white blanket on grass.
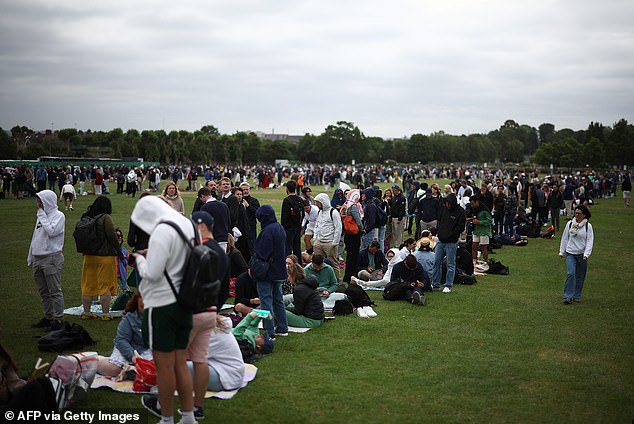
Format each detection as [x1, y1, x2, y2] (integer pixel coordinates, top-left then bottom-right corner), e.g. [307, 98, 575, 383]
[91, 363, 258, 400]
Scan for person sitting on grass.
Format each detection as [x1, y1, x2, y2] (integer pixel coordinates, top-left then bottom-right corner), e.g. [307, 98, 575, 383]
[284, 263, 324, 329]
[304, 254, 347, 309]
[233, 271, 260, 316]
[356, 240, 387, 282]
[186, 314, 245, 393]
[390, 254, 431, 306]
[97, 292, 151, 377]
[351, 248, 402, 288]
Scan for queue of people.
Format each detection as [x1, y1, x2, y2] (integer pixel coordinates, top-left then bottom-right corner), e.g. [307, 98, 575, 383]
[20, 163, 605, 424]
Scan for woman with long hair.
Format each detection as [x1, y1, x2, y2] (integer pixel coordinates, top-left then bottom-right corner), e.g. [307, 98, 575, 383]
[559, 204, 594, 304]
[162, 181, 184, 214]
[80, 196, 121, 321]
[342, 189, 364, 284]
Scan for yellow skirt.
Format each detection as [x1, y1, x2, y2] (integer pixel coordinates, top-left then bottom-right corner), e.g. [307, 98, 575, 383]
[81, 255, 117, 297]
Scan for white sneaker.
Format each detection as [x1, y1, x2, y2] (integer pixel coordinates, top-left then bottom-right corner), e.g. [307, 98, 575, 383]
[363, 306, 377, 317]
[356, 307, 368, 318]
[442, 286, 451, 294]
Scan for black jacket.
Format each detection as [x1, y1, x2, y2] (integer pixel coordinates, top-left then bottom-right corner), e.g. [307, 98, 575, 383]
[390, 193, 407, 220]
[357, 248, 387, 273]
[437, 194, 466, 243]
[288, 276, 324, 321]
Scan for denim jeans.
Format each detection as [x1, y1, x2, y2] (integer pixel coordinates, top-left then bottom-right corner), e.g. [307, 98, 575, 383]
[564, 254, 588, 301]
[432, 241, 457, 289]
[361, 229, 377, 250]
[377, 225, 386, 251]
[256, 280, 288, 335]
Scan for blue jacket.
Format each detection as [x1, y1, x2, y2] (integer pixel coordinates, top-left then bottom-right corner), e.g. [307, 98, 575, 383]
[253, 205, 288, 281]
[362, 188, 379, 230]
[113, 311, 146, 362]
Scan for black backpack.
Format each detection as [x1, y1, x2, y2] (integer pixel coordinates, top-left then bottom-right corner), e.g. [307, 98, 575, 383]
[38, 322, 94, 352]
[487, 259, 509, 275]
[73, 214, 104, 255]
[373, 198, 388, 227]
[160, 220, 222, 313]
[382, 280, 409, 301]
[345, 284, 375, 308]
[333, 299, 354, 315]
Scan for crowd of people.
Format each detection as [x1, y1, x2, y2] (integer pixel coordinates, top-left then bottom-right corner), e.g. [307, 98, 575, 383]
[18, 160, 620, 423]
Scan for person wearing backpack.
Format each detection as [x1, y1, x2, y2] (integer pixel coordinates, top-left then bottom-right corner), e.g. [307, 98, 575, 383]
[281, 180, 304, 258]
[28, 189, 66, 331]
[341, 189, 364, 284]
[130, 196, 197, 424]
[361, 188, 380, 249]
[559, 205, 594, 304]
[79, 196, 121, 322]
[312, 193, 343, 282]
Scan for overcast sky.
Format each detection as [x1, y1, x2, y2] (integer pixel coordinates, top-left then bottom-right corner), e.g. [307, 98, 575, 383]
[1, 0, 632, 138]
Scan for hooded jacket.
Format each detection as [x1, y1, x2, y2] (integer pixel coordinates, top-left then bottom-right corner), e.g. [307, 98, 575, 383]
[437, 194, 466, 243]
[362, 188, 379, 230]
[287, 276, 324, 321]
[130, 196, 195, 308]
[252, 205, 288, 281]
[28, 190, 65, 265]
[383, 248, 403, 282]
[313, 193, 342, 246]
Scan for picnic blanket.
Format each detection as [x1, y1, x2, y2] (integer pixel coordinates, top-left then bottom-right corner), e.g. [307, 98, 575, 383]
[257, 321, 311, 333]
[91, 363, 258, 400]
[64, 305, 124, 318]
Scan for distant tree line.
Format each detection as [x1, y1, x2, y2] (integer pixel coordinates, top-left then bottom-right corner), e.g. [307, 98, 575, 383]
[1, 119, 632, 168]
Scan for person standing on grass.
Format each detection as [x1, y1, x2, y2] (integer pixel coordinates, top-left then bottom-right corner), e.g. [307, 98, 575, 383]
[131, 196, 196, 424]
[281, 180, 304, 258]
[251, 204, 289, 338]
[80, 196, 121, 321]
[186, 211, 230, 421]
[469, 195, 492, 266]
[59, 181, 76, 211]
[432, 193, 466, 294]
[312, 193, 343, 282]
[559, 205, 594, 304]
[28, 189, 65, 331]
[622, 174, 631, 207]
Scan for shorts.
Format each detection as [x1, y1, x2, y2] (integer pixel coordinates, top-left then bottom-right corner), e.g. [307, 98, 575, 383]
[187, 311, 216, 363]
[305, 228, 314, 236]
[143, 303, 192, 352]
[623, 191, 631, 199]
[63, 192, 74, 201]
[472, 235, 489, 245]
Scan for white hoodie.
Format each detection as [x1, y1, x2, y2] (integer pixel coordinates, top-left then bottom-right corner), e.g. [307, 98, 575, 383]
[131, 196, 195, 308]
[28, 190, 65, 266]
[313, 193, 342, 246]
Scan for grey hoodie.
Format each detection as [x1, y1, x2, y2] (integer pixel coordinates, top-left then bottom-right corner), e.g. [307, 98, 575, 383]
[313, 193, 342, 246]
[131, 196, 195, 308]
[28, 190, 65, 265]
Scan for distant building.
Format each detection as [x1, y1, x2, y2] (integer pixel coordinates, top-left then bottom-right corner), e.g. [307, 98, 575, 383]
[255, 131, 302, 144]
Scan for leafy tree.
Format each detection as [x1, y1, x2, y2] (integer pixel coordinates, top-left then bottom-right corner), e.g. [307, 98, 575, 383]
[538, 123, 555, 144]
[605, 119, 634, 166]
[583, 137, 605, 168]
[318, 121, 365, 164]
[0, 128, 17, 159]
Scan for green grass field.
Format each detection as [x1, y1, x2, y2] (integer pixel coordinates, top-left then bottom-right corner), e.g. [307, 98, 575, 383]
[1, 181, 633, 423]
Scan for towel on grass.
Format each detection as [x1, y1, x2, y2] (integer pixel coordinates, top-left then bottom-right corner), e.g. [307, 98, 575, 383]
[91, 363, 257, 400]
[257, 321, 311, 333]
